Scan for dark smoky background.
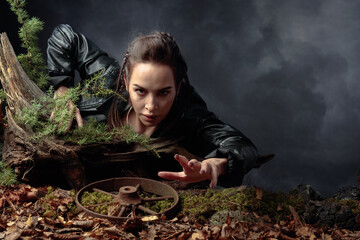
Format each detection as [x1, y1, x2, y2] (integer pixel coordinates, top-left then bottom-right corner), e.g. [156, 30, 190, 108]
[1, 0, 359, 196]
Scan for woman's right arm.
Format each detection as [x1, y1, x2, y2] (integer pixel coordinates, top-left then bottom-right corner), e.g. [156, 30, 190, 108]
[47, 24, 120, 121]
[47, 24, 119, 89]
[181, 88, 259, 187]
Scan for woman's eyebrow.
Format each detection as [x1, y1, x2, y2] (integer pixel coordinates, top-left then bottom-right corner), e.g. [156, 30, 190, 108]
[132, 84, 173, 90]
[160, 86, 173, 91]
[132, 84, 144, 88]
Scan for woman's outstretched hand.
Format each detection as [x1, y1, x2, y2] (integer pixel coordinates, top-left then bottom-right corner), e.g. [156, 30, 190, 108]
[158, 154, 227, 188]
[50, 86, 83, 131]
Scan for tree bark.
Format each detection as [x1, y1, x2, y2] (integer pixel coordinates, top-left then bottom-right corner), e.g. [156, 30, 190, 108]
[0, 32, 88, 189]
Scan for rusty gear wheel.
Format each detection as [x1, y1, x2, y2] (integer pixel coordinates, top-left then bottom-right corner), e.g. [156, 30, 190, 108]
[75, 177, 179, 222]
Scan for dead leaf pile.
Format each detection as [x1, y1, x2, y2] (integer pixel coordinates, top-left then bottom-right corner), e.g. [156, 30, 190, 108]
[0, 185, 360, 239]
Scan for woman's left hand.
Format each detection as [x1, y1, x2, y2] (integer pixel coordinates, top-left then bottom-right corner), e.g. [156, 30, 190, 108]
[158, 154, 227, 188]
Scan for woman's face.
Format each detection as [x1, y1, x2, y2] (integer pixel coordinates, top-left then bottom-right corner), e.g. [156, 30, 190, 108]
[126, 62, 177, 131]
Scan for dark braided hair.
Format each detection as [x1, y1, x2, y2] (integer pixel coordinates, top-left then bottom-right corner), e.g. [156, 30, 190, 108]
[108, 32, 190, 129]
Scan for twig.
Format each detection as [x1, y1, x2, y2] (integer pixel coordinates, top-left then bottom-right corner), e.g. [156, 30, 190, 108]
[163, 229, 186, 240]
[279, 232, 297, 240]
[289, 205, 303, 227]
[4, 194, 19, 214]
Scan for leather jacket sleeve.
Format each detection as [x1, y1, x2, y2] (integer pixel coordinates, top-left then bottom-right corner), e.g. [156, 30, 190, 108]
[181, 89, 258, 187]
[47, 24, 120, 115]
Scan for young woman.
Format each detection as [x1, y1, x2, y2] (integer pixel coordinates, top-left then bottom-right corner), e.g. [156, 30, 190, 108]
[47, 24, 260, 188]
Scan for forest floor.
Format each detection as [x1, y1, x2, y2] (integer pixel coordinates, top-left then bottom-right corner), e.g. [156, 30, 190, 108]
[0, 183, 359, 240]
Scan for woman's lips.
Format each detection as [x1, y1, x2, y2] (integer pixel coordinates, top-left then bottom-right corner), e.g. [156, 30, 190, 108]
[143, 114, 158, 122]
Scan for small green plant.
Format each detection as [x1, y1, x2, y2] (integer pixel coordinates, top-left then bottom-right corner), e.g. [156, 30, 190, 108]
[81, 69, 124, 99]
[6, 0, 48, 90]
[0, 142, 16, 187]
[0, 89, 6, 102]
[15, 71, 107, 139]
[0, 159, 18, 186]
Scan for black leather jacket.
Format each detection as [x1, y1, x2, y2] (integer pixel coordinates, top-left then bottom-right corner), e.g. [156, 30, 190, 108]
[47, 24, 259, 187]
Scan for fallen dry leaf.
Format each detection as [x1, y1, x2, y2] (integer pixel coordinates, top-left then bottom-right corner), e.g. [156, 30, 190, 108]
[25, 215, 34, 228]
[322, 233, 333, 240]
[289, 205, 303, 227]
[141, 215, 159, 222]
[190, 230, 205, 240]
[256, 187, 263, 200]
[71, 220, 94, 229]
[296, 226, 316, 238]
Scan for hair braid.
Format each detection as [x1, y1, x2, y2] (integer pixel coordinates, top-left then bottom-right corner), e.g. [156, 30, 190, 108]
[107, 51, 129, 129]
[158, 32, 190, 86]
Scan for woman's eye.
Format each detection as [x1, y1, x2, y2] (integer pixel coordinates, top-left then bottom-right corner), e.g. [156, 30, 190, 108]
[135, 89, 145, 95]
[159, 90, 169, 96]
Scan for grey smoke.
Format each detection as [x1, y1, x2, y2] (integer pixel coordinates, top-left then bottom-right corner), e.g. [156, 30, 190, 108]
[1, 0, 359, 196]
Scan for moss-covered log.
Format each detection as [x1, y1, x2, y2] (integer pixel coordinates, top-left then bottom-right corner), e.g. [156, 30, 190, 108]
[0, 32, 87, 189]
[0, 32, 198, 190]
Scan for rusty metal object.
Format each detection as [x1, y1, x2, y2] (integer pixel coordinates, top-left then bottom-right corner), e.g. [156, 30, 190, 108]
[75, 177, 179, 222]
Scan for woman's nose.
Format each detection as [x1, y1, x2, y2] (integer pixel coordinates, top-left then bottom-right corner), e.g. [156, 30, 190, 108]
[145, 95, 158, 111]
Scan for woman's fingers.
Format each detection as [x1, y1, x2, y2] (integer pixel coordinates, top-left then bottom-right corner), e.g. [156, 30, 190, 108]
[52, 85, 83, 131]
[157, 171, 184, 181]
[65, 116, 74, 131]
[199, 161, 217, 188]
[199, 161, 210, 175]
[75, 107, 84, 127]
[174, 154, 192, 171]
[209, 165, 218, 188]
[64, 101, 83, 131]
[188, 159, 201, 171]
[50, 111, 55, 121]
[158, 155, 225, 188]
[65, 102, 76, 131]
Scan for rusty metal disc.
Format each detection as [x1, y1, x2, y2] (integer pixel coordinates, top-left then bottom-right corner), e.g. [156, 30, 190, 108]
[75, 177, 179, 222]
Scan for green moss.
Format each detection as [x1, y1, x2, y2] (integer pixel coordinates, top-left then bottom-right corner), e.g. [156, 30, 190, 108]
[80, 191, 113, 215]
[42, 207, 56, 219]
[80, 191, 174, 216]
[67, 202, 78, 215]
[179, 187, 304, 223]
[180, 188, 254, 221]
[337, 199, 360, 215]
[80, 191, 113, 205]
[210, 210, 256, 225]
[66, 189, 78, 215]
[147, 199, 173, 213]
[44, 186, 55, 200]
[141, 193, 174, 213]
